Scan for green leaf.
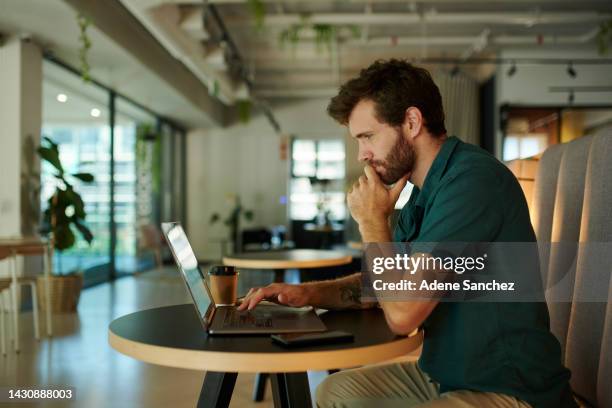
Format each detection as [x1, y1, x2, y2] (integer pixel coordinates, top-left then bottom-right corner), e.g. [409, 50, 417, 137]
[209, 213, 220, 224]
[42, 136, 58, 150]
[237, 99, 252, 123]
[37, 146, 63, 174]
[72, 172, 95, 183]
[243, 210, 254, 221]
[65, 188, 86, 219]
[247, 0, 266, 31]
[72, 219, 93, 244]
[349, 25, 361, 38]
[54, 224, 75, 251]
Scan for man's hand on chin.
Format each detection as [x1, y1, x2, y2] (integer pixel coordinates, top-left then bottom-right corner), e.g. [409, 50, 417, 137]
[347, 165, 409, 235]
[347, 166, 410, 242]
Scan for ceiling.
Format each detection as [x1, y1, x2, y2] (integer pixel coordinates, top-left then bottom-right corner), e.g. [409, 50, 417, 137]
[121, 0, 612, 100]
[1, 0, 611, 129]
[0, 0, 214, 128]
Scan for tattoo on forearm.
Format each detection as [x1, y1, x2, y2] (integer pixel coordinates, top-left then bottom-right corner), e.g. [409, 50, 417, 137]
[340, 281, 362, 306]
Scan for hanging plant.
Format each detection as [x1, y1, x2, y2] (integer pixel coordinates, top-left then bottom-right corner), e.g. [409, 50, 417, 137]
[77, 13, 92, 83]
[597, 19, 612, 55]
[279, 16, 361, 56]
[279, 22, 305, 52]
[247, 0, 266, 32]
[208, 78, 220, 98]
[313, 24, 337, 53]
[237, 99, 252, 123]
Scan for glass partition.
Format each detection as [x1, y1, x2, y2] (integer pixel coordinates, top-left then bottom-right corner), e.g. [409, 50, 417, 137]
[41, 62, 111, 277]
[41, 59, 185, 285]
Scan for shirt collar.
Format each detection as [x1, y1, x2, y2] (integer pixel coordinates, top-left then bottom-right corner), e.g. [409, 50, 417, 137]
[415, 136, 461, 207]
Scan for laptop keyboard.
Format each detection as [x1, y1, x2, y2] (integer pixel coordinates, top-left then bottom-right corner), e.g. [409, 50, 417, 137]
[222, 309, 273, 328]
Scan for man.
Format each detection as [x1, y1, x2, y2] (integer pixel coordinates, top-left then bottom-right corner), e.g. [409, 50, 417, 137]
[239, 59, 576, 407]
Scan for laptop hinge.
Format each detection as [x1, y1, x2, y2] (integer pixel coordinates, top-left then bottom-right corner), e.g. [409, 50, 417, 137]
[204, 302, 216, 329]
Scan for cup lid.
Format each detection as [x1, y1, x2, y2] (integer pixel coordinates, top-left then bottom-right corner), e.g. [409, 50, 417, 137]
[208, 265, 236, 276]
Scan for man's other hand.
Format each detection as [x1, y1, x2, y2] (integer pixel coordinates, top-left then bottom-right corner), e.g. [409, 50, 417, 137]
[237, 283, 311, 311]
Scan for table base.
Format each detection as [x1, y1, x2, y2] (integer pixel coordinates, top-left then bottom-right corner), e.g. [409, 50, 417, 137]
[197, 371, 311, 408]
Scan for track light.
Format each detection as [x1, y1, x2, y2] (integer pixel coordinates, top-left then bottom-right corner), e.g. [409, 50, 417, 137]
[567, 61, 577, 78]
[568, 90, 575, 105]
[507, 62, 517, 77]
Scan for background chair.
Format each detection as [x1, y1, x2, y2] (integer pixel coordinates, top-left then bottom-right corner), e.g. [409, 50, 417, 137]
[139, 224, 165, 268]
[0, 246, 41, 353]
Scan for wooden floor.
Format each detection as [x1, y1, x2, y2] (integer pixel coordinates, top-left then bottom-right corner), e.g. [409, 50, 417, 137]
[0, 267, 332, 407]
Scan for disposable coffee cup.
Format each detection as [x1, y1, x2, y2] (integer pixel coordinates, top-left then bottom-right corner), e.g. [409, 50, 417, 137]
[208, 265, 238, 306]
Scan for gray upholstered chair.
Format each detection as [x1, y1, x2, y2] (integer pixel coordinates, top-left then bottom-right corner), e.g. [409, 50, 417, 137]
[564, 131, 612, 407]
[532, 143, 565, 284]
[546, 135, 594, 356]
[529, 130, 611, 407]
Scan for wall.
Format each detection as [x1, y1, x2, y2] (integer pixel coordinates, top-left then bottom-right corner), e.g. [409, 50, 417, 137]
[187, 98, 345, 260]
[495, 47, 612, 158]
[0, 38, 43, 284]
[0, 38, 42, 237]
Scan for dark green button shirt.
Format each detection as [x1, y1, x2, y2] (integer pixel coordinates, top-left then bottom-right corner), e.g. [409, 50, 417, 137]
[393, 137, 576, 408]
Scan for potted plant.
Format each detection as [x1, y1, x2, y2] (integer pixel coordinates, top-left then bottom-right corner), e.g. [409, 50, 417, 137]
[210, 194, 254, 254]
[37, 137, 95, 313]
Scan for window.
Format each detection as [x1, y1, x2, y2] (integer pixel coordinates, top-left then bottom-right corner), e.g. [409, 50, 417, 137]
[40, 58, 185, 284]
[114, 99, 157, 274]
[41, 63, 111, 276]
[290, 139, 346, 221]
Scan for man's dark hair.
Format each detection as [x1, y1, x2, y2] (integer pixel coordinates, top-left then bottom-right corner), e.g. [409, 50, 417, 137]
[327, 59, 447, 136]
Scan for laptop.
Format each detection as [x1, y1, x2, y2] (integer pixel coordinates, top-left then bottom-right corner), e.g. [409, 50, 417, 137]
[161, 222, 327, 335]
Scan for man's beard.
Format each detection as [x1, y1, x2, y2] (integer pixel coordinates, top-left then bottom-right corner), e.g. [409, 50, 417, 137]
[368, 128, 415, 185]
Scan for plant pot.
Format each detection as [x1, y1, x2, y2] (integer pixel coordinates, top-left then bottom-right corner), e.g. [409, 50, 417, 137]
[36, 274, 83, 313]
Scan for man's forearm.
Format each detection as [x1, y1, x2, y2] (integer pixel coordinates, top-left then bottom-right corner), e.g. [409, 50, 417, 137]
[304, 273, 377, 310]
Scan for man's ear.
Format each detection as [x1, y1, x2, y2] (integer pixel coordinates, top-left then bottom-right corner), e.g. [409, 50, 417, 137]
[402, 107, 424, 139]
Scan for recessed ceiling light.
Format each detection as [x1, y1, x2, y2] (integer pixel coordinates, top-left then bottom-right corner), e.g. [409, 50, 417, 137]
[56, 93, 68, 103]
[90, 108, 101, 118]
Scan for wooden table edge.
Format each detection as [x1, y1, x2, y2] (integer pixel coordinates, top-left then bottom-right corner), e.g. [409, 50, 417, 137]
[108, 328, 423, 373]
[222, 255, 353, 270]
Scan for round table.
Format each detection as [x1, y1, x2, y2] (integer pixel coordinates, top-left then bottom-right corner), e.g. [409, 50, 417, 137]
[109, 304, 422, 408]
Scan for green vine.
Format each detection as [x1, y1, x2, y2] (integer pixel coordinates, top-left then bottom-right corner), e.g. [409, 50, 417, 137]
[247, 0, 266, 32]
[313, 24, 337, 54]
[77, 13, 92, 83]
[597, 19, 612, 55]
[279, 15, 360, 56]
[208, 79, 220, 98]
[237, 99, 252, 123]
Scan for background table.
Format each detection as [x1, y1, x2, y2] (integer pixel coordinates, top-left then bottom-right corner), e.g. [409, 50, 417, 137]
[0, 237, 53, 352]
[222, 249, 353, 282]
[109, 304, 422, 408]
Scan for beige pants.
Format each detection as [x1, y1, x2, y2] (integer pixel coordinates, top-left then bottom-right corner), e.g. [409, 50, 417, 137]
[316, 361, 532, 408]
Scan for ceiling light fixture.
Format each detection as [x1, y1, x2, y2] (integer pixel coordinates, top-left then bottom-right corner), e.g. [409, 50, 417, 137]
[56, 93, 68, 103]
[568, 90, 575, 105]
[567, 61, 577, 78]
[507, 61, 517, 77]
[90, 108, 101, 118]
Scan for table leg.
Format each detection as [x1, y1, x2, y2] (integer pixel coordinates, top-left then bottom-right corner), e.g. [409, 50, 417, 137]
[271, 372, 312, 408]
[273, 269, 284, 283]
[10, 251, 19, 353]
[252, 372, 269, 401]
[44, 244, 53, 336]
[197, 371, 237, 408]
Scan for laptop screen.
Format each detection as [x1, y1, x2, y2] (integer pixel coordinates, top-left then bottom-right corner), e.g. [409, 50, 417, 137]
[161, 222, 212, 325]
